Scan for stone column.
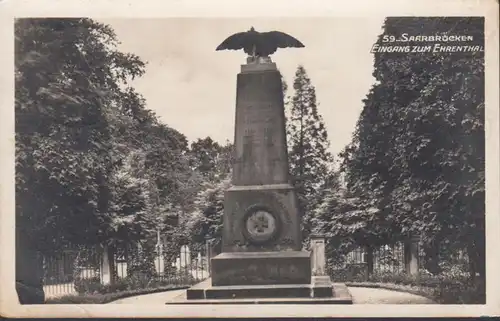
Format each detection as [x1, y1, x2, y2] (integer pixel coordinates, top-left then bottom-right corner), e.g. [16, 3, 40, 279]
[205, 237, 212, 274]
[310, 234, 326, 276]
[404, 235, 420, 276]
[155, 244, 164, 275]
[100, 246, 112, 285]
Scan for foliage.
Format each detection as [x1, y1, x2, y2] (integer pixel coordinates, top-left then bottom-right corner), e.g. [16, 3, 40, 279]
[73, 276, 103, 295]
[189, 137, 233, 182]
[185, 178, 232, 252]
[45, 284, 189, 304]
[337, 17, 485, 279]
[73, 269, 196, 296]
[285, 65, 337, 243]
[358, 270, 484, 304]
[177, 137, 233, 252]
[125, 243, 157, 278]
[15, 18, 202, 254]
[16, 18, 128, 250]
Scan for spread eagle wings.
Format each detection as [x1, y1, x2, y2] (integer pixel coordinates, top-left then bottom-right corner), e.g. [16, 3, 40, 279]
[216, 30, 304, 56]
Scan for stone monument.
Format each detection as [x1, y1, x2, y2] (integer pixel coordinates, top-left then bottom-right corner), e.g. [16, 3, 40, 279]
[170, 28, 352, 304]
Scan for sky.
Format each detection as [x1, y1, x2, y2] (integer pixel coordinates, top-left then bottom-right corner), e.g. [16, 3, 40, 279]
[100, 18, 385, 157]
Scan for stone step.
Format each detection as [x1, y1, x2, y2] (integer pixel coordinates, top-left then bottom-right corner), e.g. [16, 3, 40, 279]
[173, 280, 353, 304]
[186, 277, 348, 300]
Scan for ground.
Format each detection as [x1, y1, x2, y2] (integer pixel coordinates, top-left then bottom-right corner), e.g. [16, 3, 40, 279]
[109, 287, 436, 304]
[347, 287, 435, 304]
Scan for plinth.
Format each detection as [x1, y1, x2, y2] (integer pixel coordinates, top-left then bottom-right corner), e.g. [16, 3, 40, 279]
[172, 60, 351, 304]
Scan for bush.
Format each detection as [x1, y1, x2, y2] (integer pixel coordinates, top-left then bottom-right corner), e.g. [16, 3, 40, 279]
[74, 276, 102, 295]
[98, 278, 129, 294]
[330, 264, 368, 282]
[346, 270, 486, 304]
[71, 269, 198, 296]
[125, 271, 154, 290]
[45, 285, 189, 304]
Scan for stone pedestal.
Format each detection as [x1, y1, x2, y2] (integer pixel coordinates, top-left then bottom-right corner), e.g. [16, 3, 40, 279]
[16, 230, 45, 304]
[221, 184, 302, 253]
[181, 60, 351, 304]
[310, 234, 327, 276]
[404, 235, 420, 276]
[211, 251, 311, 286]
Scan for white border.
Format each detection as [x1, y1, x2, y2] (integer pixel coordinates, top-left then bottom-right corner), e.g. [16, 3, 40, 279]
[0, 0, 499, 318]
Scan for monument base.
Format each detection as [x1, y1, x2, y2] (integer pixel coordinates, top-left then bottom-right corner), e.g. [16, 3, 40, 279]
[166, 277, 353, 304]
[211, 251, 311, 286]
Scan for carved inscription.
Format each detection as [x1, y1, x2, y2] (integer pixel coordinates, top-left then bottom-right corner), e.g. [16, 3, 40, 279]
[264, 127, 274, 147]
[242, 104, 274, 125]
[240, 104, 276, 150]
[216, 263, 302, 282]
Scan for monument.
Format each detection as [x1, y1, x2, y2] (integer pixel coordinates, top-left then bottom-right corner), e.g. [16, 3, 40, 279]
[170, 27, 352, 304]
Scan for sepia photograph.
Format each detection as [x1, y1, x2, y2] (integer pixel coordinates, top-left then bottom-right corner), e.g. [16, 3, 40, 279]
[1, 0, 499, 318]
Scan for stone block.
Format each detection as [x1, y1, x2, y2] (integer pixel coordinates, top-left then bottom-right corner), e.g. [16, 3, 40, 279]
[211, 251, 311, 286]
[222, 184, 302, 252]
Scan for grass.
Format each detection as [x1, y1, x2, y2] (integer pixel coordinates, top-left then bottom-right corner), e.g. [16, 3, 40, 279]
[45, 284, 189, 304]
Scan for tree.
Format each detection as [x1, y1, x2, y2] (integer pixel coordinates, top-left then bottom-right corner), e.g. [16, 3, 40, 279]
[189, 137, 233, 182]
[180, 137, 234, 252]
[183, 178, 231, 254]
[340, 17, 484, 279]
[16, 18, 213, 295]
[15, 18, 200, 253]
[285, 65, 336, 242]
[15, 18, 147, 252]
[15, 17, 157, 302]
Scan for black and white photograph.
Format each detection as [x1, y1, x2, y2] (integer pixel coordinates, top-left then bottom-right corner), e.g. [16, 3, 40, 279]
[1, 0, 499, 318]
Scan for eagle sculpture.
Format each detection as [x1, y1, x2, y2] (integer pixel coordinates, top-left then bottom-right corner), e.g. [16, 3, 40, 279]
[216, 27, 304, 60]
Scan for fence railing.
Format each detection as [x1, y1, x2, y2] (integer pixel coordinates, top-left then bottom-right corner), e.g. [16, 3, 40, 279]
[328, 242, 419, 282]
[327, 240, 470, 282]
[42, 241, 213, 298]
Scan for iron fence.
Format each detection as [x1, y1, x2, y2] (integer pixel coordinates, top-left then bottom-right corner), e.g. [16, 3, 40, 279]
[42, 246, 101, 298]
[42, 241, 213, 298]
[328, 240, 472, 282]
[328, 242, 426, 281]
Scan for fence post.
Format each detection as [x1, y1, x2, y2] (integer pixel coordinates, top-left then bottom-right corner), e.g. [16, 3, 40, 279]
[100, 245, 113, 285]
[205, 236, 212, 275]
[404, 235, 420, 276]
[155, 229, 164, 276]
[365, 246, 374, 280]
[310, 234, 326, 276]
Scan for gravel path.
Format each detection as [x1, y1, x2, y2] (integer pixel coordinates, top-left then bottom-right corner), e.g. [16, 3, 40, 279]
[109, 287, 435, 304]
[110, 289, 186, 304]
[348, 286, 435, 304]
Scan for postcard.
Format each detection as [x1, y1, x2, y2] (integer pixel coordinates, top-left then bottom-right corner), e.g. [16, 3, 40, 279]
[1, 0, 499, 318]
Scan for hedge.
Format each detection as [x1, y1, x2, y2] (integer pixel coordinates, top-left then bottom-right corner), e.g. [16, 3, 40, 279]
[343, 271, 485, 304]
[45, 285, 189, 304]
